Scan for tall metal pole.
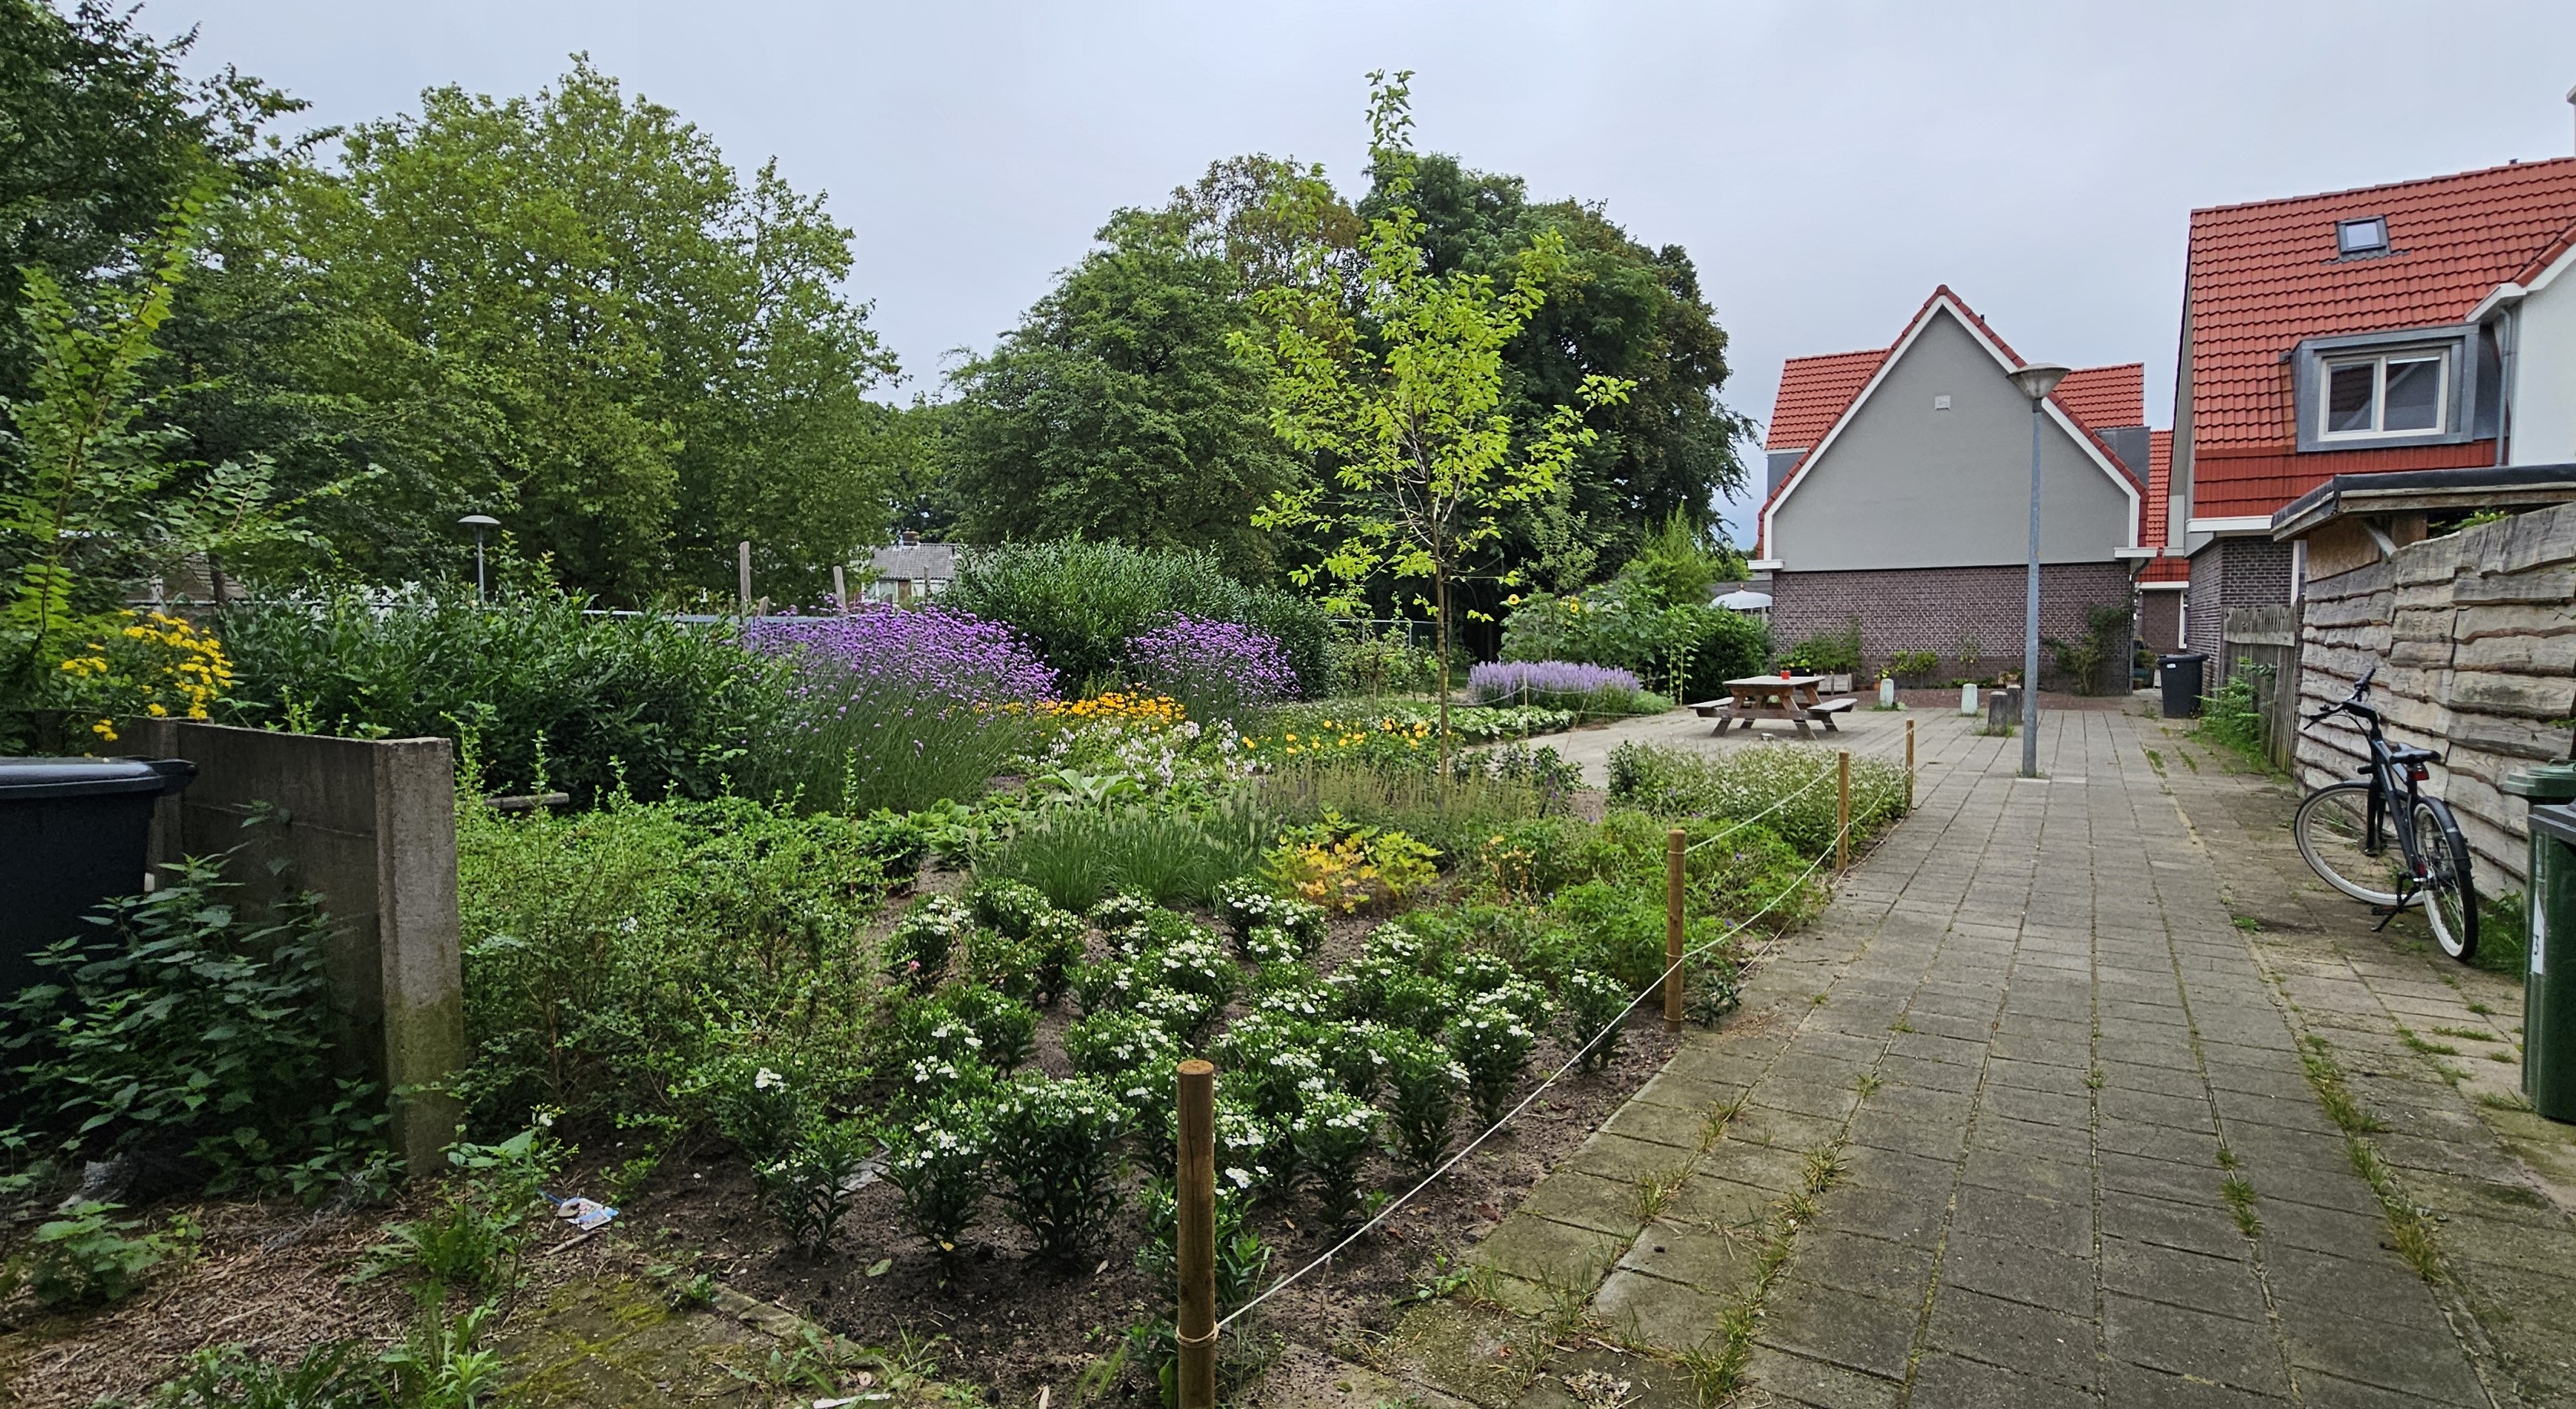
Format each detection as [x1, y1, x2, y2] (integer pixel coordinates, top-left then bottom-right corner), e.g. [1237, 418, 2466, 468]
[473, 529, 487, 605]
[2022, 397, 2043, 778]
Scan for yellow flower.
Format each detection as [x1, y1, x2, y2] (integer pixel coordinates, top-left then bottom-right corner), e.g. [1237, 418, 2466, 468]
[145, 703, 168, 718]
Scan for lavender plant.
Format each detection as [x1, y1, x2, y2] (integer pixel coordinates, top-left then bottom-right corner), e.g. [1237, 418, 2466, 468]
[1125, 614, 1298, 721]
[1467, 660, 1652, 717]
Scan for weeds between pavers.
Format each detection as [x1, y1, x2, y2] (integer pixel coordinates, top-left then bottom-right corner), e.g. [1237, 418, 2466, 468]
[1688, 1138, 1852, 1401]
[2296, 1036, 2444, 1282]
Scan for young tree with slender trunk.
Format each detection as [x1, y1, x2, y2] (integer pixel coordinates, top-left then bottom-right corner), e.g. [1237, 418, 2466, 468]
[1236, 70, 1631, 764]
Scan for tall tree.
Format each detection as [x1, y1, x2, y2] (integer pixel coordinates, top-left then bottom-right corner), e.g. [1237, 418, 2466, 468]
[172, 60, 900, 602]
[1362, 152, 1752, 580]
[1238, 71, 1630, 757]
[942, 205, 1304, 578]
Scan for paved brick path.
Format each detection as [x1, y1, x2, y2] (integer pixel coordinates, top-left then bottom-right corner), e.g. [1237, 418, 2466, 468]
[1445, 708, 2576, 1408]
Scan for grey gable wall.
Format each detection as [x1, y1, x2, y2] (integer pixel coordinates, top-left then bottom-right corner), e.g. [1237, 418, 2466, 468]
[1769, 308, 2136, 571]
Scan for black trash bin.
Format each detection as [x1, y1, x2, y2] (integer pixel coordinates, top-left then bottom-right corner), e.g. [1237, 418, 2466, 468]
[2159, 652, 2208, 719]
[0, 757, 196, 1002]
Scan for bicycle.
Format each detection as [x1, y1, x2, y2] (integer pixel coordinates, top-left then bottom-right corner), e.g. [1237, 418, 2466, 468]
[2290, 665, 2480, 961]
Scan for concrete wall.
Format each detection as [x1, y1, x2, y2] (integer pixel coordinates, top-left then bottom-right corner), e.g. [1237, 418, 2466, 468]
[134, 721, 465, 1175]
[2293, 500, 2576, 888]
[1768, 307, 2138, 571]
[1765, 561, 2134, 693]
[2508, 263, 2576, 466]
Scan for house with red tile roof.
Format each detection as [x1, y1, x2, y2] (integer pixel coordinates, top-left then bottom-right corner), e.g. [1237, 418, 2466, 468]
[2171, 155, 2576, 652]
[1753, 287, 2166, 690]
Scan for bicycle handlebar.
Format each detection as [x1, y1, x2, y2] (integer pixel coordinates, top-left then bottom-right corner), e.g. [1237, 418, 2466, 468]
[2303, 663, 2378, 727]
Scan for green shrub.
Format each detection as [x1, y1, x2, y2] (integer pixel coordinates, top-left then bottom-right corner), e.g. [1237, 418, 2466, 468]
[943, 539, 1331, 695]
[0, 852, 388, 1199]
[454, 794, 889, 1132]
[969, 878, 1056, 939]
[364, 1129, 554, 1293]
[885, 895, 973, 989]
[2198, 662, 2270, 763]
[21, 1201, 175, 1306]
[1316, 1020, 1393, 1102]
[148, 1342, 384, 1408]
[1607, 742, 1907, 855]
[1023, 909, 1090, 1007]
[1885, 649, 1940, 683]
[940, 984, 1040, 1072]
[1379, 1030, 1465, 1169]
[700, 1056, 806, 1163]
[1254, 760, 1560, 861]
[963, 930, 1041, 1004]
[216, 590, 786, 807]
[988, 1077, 1129, 1260]
[1292, 1090, 1381, 1228]
[1784, 617, 1862, 675]
[1560, 969, 1633, 1072]
[758, 1118, 876, 1253]
[1447, 1004, 1538, 1127]
[885, 1100, 989, 1257]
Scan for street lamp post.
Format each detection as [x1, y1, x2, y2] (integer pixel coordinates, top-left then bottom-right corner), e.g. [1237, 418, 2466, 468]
[459, 515, 500, 603]
[2006, 364, 2069, 779]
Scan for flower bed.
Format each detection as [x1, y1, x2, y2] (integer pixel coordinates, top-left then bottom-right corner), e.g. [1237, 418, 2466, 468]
[1466, 659, 1664, 718]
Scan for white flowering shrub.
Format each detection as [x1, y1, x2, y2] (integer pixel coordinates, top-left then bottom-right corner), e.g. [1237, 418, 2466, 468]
[1210, 1094, 1290, 1193]
[1240, 924, 1302, 967]
[884, 894, 973, 989]
[1214, 881, 1329, 952]
[1561, 969, 1633, 1072]
[1443, 951, 1516, 999]
[1315, 1020, 1392, 1102]
[1025, 908, 1090, 1007]
[1086, 891, 1157, 933]
[1292, 1090, 1381, 1227]
[941, 982, 1039, 1072]
[1134, 1175, 1268, 1315]
[1380, 1029, 1466, 1169]
[1448, 1002, 1538, 1126]
[698, 1054, 805, 1162]
[1133, 986, 1219, 1043]
[1150, 936, 1240, 1009]
[885, 1097, 989, 1254]
[1326, 955, 1456, 1038]
[1247, 962, 1324, 1007]
[1070, 956, 1152, 1015]
[969, 878, 1054, 940]
[963, 930, 1040, 1005]
[988, 1075, 1130, 1260]
[1467, 976, 1553, 1036]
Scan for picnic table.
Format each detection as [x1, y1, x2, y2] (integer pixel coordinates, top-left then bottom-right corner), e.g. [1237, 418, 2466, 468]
[1692, 674, 1858, 738]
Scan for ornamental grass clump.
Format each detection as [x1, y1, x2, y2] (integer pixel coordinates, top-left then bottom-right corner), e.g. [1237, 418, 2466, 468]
[1124, 614, 1299, 721]
[1560, 969, 1634, 1072]
[884, 895, 973, 989]
[885, 1099, 990, 1257]
[1467, 660, 1652, 718]
[988, 1077, 1129, 1260]
[1380, 1030, 1466, 1169]
[1448, 1003, 1538, 1126]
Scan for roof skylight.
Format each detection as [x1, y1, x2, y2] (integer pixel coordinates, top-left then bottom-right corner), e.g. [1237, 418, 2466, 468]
[2336, 217, 2390, 257]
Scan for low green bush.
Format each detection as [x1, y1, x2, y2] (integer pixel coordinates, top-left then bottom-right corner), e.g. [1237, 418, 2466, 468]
[885, 1097, 991, 1257]
[1560, 970, 1633, 1072]
[988, 1076, 1129, 1261]
[1607, 741, 1907, 855]
[1378, 1030, 1465, 1169]
[21, 1201, 177, 1307]
[976, 804, 1269, 911]
[757, 1118, 877, 1253]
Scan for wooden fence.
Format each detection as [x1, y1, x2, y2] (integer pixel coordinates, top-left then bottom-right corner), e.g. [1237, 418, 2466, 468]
[2221, 605, 2300, 773]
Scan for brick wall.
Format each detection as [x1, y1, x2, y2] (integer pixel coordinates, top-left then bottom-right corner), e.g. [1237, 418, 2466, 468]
[2294, 500, 2576, 888]
[2185, 538, 2293, 655]
[1764, 561, 2135, 692]
[2139, 591, 2184, 654]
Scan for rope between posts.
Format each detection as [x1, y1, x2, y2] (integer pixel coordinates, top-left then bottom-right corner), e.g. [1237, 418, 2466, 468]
[1211, 809, 1856, 1332]
[1681, 726, 1917, 855]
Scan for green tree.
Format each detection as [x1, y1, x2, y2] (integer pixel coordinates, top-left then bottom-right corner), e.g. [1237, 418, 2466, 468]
[1237, 71, 1632, 758]
[1362, 152, 1752, 582]
[943, 205, 1304, 579]
[175, 60, 899, 602]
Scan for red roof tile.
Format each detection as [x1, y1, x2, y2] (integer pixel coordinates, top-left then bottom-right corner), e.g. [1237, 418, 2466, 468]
[2052, 363, 2145, 430]
[1764, 348, 1885, 449]
[2140, 430, 2187, 581]
[2186, 156, 2576, 454]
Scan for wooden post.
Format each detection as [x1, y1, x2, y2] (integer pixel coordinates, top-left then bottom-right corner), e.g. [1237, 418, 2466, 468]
[736, 541, 754, 613]
[1836, 750, 1852, 874]
[1176, 1059, 1218, 1409]
[1905, 718, 1916, 811]
[832, 564, 848, 614]
[1663, 828, 1685, 1028]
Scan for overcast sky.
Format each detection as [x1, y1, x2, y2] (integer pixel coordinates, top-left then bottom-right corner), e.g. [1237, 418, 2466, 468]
[163, 1, 2576, 544]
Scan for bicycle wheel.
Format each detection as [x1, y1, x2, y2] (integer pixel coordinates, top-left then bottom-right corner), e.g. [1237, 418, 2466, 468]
[2410, 799, 2479, 963]
[2294, 782, 2408, 907]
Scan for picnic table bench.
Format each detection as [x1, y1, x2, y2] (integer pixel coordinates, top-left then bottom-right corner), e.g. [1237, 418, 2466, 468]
[1690, 675, 1858, 737]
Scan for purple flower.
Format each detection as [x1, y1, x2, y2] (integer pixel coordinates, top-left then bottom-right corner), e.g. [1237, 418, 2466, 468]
[1469, 660, 1641, 703]
[743, 606, 1058, 703]
[1126, 616, 1296, 704]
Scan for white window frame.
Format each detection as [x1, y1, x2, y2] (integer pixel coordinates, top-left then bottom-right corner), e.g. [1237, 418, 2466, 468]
[2317, 348, 2448, 443]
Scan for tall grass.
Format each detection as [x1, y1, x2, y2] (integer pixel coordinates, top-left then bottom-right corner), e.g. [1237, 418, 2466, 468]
[976, 804, 1271, 911]
[1607, 741, 1907, 856]
[766, 659, 1041, 815]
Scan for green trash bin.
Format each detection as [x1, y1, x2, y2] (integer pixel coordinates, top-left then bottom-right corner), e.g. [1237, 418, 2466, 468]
[2523, 795, 2576, 1123]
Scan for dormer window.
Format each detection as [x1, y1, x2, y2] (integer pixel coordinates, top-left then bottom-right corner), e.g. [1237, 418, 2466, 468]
[2321, 350, 2445, 439]
[2336, 217, 2389, 257]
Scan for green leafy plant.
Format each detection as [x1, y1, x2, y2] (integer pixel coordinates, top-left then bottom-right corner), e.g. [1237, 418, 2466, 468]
[148, 1341, 384, 1408]
[1260, 817, 1440, 914]
[987, 1076, 1129, 1261]
[1784, 618, 1862, 675]
[701, 1056, 807, 1164]
[884, 895, 973, 990]
[2198, 661, 2270, 764]
[1447, 1003, 1538, 1126]
[1560, 969, 1634, 1072]
[1607, 740, 1907, 856]
[1292, 1090, 1382, 1227]
[1885, 649, 1940, 683]
[378, 1290, 504, 1409]
[758, 1117, 876, 1254]
[18, 1201, 178, 1306]
[0, 852, 388, 1199]
[363, 1129, 555, 1293]
[1379, 1029, 1466, 1169]
[938, 983, 1040, 1073]
[884, 1098, 991, 1257]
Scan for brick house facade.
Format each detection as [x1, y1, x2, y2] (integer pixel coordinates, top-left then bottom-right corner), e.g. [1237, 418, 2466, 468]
[1767, 563, 2135, 693]
[2182, 537, 2293, 655]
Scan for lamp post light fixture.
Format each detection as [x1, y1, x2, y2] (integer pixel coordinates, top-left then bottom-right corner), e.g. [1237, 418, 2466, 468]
[2006, 363, 2069, 780]
[459, 515, 500, 603]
